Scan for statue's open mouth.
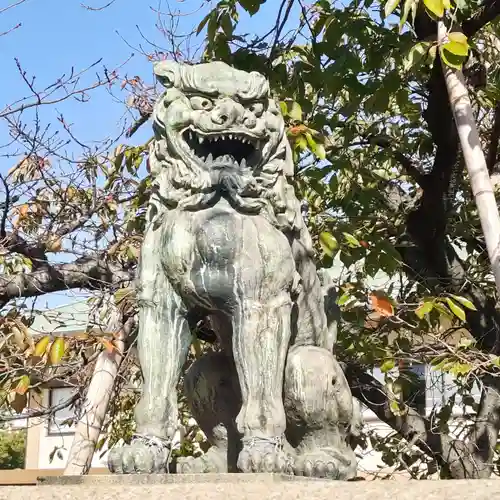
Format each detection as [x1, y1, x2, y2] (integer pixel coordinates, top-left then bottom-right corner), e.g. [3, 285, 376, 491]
[181, 127, 262, 169]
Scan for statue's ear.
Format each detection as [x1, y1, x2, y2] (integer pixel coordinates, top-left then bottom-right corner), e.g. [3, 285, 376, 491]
[153, 60, 181, 88]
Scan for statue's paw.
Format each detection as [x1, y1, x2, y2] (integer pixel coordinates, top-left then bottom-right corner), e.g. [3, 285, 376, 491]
[293, 449, 356, 480]
[108, 437, 171, 474]
[177, 448, 227, 473]
[237, 438, 292, 473]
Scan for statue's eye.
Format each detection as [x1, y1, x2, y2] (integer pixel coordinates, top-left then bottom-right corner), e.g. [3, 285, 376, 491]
[190, 96, 213, 111]
[248, 102, 264, 116]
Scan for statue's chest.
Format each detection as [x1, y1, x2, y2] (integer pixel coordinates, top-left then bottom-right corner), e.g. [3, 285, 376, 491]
[161, 206, 246, 268]
[160, 205, 294, 301]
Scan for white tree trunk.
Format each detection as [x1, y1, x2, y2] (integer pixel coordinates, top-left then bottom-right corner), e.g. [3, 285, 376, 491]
[438, 21, 500, 296]
[63, 311, 131, 475]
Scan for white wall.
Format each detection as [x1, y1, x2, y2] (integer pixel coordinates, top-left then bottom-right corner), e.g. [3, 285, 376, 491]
[30, 388, 109, 470]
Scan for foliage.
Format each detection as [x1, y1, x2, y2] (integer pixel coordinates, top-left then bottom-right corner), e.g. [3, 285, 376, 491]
[0, 430, 26, 470]
[1, 0, 500, 480]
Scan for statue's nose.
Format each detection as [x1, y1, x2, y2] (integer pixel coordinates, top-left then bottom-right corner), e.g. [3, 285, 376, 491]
[211, 99, 244, 126]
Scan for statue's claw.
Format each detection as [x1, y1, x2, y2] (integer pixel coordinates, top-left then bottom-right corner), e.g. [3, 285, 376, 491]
[237, 436, 293, 474]
[293, 449, 355, 480]
[107, 434, 171, 474]
[177, 447, 228, 473]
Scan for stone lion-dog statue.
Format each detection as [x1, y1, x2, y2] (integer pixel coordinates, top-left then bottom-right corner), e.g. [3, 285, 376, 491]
[108, 60, 360, 479]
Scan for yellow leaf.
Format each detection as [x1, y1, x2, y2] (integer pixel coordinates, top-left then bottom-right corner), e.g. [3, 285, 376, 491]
[370, 293, 394, 317]
[448, 32, 467, 45]
[319, 232, 338, 256]
[443, 33, 469, 57]
[34, 335, 51, 357]
[49, 337, 66, 365]
[15, 375, 30, 395]
[46, 237, 62, 253]
[415, 301, 434, 319]
[100, 338, 115, 353]
[423, 0, 444, 17]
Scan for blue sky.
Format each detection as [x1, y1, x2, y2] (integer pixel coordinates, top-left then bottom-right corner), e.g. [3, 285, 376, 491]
[0, 0, 301, 157]
[0, 0, 300, 309]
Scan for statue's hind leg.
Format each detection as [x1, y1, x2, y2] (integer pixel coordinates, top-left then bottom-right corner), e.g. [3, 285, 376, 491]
[108, 222, 191, 474]
[177, 351, 242, 473]
[286, 233, 359, 479]
[284, 345, 359, 479]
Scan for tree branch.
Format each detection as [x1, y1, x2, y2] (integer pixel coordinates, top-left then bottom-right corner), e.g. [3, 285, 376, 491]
[0, 255, 135, 307]
[463, 0, 500, 38]
[345, 363, 500, 479]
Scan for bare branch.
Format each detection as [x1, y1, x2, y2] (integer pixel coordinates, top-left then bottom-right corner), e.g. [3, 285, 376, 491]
[0, 392, 80, 423]
[80, 0, 117, 11]
[0, 255, 135, 307]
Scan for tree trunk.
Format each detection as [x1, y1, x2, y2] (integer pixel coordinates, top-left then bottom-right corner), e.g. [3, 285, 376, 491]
[63, 310, 132, 475]
[438, 21, 500, 295]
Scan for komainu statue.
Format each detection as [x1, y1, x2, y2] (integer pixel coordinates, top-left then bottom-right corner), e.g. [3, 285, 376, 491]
[108, 60, 360, 479]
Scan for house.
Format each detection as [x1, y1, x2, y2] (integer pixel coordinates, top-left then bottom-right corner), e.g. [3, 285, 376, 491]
[12, 300, 109, 472]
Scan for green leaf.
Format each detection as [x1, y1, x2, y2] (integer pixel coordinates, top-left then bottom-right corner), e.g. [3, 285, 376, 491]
[319, 232, 338, 256]
[288, 101, 303, 122]
[445, 297, 466, 321]
[384, 0, 401, 17]
[440, 48, 466, 69]
[238, 0, 263, 15]
[423, 0, 444, 17]
[196, 12, 212, 35]
[449, 294, 477, 311]
[295, 135, 307, 150]
[337, 292, 351, 306]
[381, 359, 396, 373]
[403, 42, 431, 71]
[314, 143, 326, 160]
[343, 232, 361, 247]
[415, 301, 434, 319]
[449, 362, 472, 377]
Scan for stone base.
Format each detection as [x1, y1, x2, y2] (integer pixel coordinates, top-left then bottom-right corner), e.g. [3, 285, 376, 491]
[37, 473, 323, 486]
[0, 474, 498, 499]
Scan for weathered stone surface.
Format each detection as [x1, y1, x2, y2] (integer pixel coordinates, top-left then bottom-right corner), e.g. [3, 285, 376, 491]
[107, 60, 357, 480]
[37, 473, 327, 485]
[3, 476, 499, 500]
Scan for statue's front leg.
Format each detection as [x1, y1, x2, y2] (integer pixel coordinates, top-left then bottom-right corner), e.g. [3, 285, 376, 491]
[232, 292, 294, 474]
[108, 226, 191, 474]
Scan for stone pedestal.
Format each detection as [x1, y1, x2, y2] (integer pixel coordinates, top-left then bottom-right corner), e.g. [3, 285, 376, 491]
[0, 474, 498, 499]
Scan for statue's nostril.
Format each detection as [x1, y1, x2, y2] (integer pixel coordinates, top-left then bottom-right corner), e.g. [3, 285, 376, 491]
[220, 114, 228, 123]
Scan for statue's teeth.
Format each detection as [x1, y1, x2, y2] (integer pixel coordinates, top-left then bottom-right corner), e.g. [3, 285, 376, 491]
[198, 135, 204, 144]
[240, 158, 246, 168]
[206, 153, 213, 163]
